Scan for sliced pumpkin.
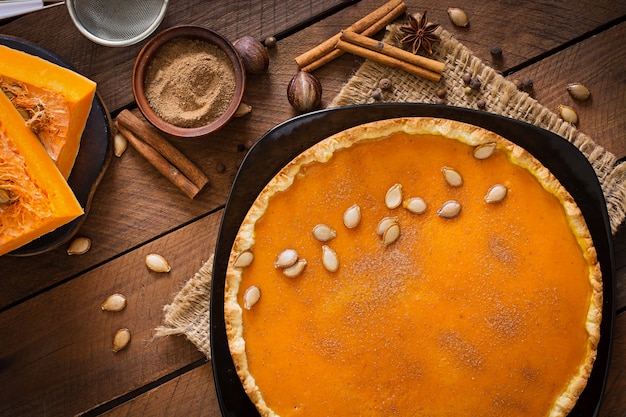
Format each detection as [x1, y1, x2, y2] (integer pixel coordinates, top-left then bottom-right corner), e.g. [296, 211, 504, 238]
[0, 44, 96, 178]
[0, 90, 83, 256]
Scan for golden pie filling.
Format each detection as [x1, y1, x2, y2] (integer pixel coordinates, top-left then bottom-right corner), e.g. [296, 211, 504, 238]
[225, 118, 602, 417]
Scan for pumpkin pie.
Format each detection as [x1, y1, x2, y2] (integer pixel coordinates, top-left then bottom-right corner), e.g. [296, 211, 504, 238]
[224, 117, 602, 417]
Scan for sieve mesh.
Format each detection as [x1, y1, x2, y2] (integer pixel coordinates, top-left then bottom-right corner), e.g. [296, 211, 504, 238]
[66, 0, 168, 46]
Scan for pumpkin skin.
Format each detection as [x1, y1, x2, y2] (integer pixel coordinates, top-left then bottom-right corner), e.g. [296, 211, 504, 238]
[0, 44, 96, 178]
[0, 90, 83, 256]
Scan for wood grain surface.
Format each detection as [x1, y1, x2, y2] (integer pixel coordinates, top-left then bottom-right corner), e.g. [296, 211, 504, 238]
[0, 0, 625, 416]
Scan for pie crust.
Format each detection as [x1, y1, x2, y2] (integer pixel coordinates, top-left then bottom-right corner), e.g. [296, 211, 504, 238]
[224, 117, 602, 417]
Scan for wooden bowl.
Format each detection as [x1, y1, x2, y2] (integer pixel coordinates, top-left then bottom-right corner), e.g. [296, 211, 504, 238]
[132, 25, 245, 139]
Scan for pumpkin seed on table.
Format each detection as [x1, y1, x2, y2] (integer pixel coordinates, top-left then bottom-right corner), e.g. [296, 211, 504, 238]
[567, 83, 591, 101]
[558, 104, 578, 124]
[145, 253, 171, 273]
[101, 293, 127, 312]
[233, 102, 252, 117]
[67, 236, 91, 255]
[113, 328, 131, 353]
[113, 133, 127, 157]
[447, 8, 469, 27]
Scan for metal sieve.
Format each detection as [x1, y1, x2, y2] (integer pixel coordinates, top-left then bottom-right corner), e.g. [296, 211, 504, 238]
[65, 0, 169, 47]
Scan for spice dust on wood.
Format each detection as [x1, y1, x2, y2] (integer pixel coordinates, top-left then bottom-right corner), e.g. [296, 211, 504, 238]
[144, 38, 236, 128]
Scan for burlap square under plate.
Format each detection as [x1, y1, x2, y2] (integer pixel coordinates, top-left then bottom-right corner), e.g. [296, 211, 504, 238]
[156, 25, 626, 359]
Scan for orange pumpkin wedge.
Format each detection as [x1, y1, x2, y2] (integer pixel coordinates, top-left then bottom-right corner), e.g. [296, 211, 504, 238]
[0, 90, 83, 256]
[0, 44, 96, 178]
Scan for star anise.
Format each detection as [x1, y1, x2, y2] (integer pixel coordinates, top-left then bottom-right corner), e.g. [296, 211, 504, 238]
[399, 12, 440, 55]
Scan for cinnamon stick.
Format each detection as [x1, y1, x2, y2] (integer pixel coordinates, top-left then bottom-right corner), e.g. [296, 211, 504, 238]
[335, 39, 441, 82]
[115, 121, 201, 199]
[116, 110, 209, 191]
[296, 0, 406, 72]
[340, 30, 445, 74]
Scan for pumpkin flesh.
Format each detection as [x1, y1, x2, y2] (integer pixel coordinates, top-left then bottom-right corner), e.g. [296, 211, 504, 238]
[0, 45, 96, 178]
[0, 90, 83, 256]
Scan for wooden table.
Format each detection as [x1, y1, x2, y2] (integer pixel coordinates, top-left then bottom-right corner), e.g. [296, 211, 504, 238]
[0, 1, 625, 415]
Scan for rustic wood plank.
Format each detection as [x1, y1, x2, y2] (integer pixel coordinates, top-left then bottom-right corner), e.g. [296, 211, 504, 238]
[430, 1, 626, 72]
[98, 362, 217, 416]
[507, 22, 626, 159]
[0, 213, 220, 416]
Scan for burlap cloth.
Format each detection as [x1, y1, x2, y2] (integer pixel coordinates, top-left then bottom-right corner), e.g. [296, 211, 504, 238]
[155, 25, 626, 359]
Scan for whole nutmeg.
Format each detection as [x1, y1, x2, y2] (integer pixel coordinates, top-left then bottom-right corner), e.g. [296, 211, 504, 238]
[233, 36, 269, 74]
[287, 71, 322, 112]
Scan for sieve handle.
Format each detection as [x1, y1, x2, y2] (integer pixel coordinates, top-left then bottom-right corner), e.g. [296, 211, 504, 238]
[0, 0, 63, 20]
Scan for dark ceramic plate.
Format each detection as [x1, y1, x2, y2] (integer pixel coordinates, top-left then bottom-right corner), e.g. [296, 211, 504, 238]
[1, 35, 113, 256]
[210, 103, 615, 417]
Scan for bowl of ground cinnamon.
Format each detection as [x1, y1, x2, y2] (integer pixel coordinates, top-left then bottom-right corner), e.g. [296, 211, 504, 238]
[132, 25, 245, 138]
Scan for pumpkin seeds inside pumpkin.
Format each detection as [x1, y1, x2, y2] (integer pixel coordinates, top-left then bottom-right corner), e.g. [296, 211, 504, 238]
[0, 188, 14, 204]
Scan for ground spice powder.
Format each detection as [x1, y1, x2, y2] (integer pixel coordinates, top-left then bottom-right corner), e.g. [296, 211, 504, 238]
[144, 37, 236, 128]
